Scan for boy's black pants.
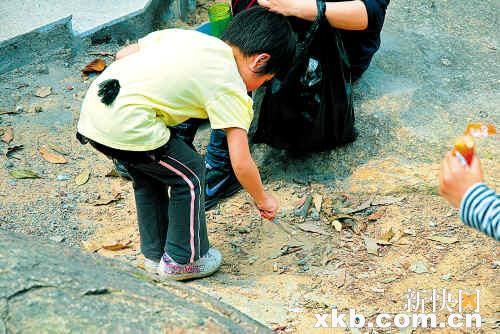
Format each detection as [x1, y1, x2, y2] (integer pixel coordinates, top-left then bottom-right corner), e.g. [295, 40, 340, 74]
[112, 136, 209, 264]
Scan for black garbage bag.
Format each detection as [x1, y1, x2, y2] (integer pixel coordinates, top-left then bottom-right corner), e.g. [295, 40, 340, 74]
[241, 0, 356, 152]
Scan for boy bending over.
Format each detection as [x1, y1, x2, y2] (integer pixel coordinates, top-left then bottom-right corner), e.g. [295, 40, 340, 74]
[77, 8, 296, 280]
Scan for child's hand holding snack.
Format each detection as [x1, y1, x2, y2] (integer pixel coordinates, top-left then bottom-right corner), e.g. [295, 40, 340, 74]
[439, 152, 484, 208]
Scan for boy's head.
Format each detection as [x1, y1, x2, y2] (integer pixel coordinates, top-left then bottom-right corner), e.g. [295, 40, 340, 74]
[222, 6, 296, 91]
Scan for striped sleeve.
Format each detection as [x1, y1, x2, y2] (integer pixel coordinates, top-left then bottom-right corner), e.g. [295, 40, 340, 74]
[459, 183, 499, 241]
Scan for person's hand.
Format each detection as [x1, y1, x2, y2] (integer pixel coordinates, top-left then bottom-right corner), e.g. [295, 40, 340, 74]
[439, 151, 484, 208]
[256, 192, 279, 221]
[257, 0, 312, 17]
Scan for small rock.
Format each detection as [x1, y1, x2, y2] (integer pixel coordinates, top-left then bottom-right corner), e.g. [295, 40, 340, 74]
[35, 86, 52, 98]
[7, 179, 17, 186]
[57, 174, 71, 181]
[410, 261, 429, 274]
[15, 105, 25, 113]
[50, 235, 66, 243]
[492, 261, 500, 269]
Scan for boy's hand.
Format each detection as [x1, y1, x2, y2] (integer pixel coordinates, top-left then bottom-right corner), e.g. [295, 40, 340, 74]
[256, 192, 279, 220]
[439, 151, 484, 208]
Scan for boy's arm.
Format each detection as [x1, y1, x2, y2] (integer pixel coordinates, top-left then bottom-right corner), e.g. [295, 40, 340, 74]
[226, 128, 279, 220]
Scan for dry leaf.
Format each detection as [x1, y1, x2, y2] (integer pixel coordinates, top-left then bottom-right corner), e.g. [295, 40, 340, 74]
[367, 210, 385, 221]
[297, 222, 332, 236]
[364, 238, 379, 255]
[35, 86, 52, 98]
[380, 227, 395, 242]
[313, 194, 323, 212]
[39, 146, 67, 164]
[82, 58, 107, 74]
[332, 220, 342, 232]
[102, 240, 132, 251]
[428, 235, 459, 244]
[1, 127, 13, 144]
[93, 192, 122, 206]
[75, 169, 90, 186]
[9, 169, 41, 179]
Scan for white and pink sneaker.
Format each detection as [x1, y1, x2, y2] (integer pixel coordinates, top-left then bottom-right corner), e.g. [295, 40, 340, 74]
[158, 247, 222, 281]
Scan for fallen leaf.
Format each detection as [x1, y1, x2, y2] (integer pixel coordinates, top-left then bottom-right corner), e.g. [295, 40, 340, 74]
[9, 169, 41, 179]
[5, 145, 24, 159]
[102, 240, 132, 251]
[75, 169, 90, 186]
[332, 220, 342, 232]
[93, 192, 122, 206]
[313, 194, 323, 213]
[297, 222, 332, 236]
[82, 58, 107, 74]
[428, 235, 459, 244]
[35, 86, 52, 98]
[367, 210, 385, 221]
[39, 146, 68, 164]
[1, 127, 13, 144]
[364, 238, 379, 255]
[380, 227, 395, 242]
[410, 261, 428, 274]
[390, 229, 406, 243]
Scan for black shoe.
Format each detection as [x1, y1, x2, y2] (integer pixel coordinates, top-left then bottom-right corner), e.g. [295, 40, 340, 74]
[205, 166, 242, 210]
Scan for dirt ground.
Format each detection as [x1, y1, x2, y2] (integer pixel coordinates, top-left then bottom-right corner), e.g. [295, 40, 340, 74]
[0, 0, 498, 333]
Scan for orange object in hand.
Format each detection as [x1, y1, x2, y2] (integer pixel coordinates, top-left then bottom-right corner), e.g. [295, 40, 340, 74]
[452, 135, 475, 166]
[464, 123, 497, 138]
[452, 123, 496, 166]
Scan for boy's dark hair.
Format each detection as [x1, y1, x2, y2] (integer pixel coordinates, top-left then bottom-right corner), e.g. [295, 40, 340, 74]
[222, 6, 296, 77]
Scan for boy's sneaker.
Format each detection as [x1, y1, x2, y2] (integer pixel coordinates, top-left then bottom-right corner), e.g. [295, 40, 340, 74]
[158, 247, 222, 281]
[205, 165, 241, 209]
[143, 258, 160, 274]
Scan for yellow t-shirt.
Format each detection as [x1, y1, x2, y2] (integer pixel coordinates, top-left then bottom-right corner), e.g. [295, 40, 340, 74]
[77, 29, 253, 151]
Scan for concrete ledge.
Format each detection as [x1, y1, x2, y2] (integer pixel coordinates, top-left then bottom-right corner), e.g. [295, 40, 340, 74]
[0, 0, 195, 74]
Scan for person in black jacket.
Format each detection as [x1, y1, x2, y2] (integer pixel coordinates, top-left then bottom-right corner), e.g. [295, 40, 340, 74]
[187, 0, 390, 208]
